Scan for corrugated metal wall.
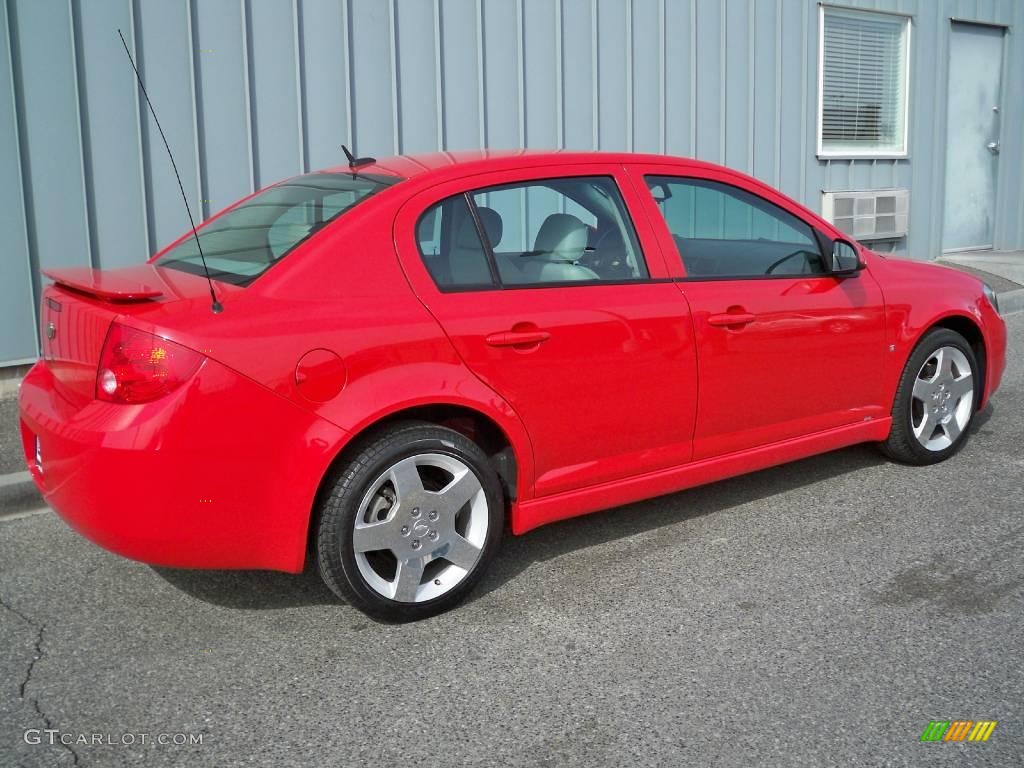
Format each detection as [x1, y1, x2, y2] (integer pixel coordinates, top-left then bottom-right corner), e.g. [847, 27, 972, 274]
[2, 0, 1023, 365]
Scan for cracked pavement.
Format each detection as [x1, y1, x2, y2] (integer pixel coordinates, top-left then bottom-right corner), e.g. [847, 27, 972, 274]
[1, 312, 1022, 767]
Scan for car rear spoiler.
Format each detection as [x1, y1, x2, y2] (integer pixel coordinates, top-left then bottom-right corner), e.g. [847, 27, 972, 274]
[43, 267, 164, 301]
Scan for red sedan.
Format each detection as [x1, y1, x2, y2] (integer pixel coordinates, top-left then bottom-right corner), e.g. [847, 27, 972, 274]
[19, 151, 1006, 621]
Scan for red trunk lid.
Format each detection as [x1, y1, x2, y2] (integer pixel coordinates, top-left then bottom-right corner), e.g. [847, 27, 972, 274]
[41, 286, 117, 406]
[38, 265, 221, 406]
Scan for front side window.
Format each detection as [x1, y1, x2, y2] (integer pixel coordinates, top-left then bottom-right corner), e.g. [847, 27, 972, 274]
[819, 7, 910, 157]
[156, 172, 401, 286]
[415, 176, 648, 290]
[646, 176, 824, 278]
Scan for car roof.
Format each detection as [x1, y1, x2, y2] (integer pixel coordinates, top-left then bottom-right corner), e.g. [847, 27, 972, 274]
[314, 149, 725, 185]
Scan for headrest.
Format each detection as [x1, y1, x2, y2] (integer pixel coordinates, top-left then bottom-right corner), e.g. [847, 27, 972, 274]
[454, 207, 504, 250]
[475, 207, 503, 248]
[534, 214, 588, 261]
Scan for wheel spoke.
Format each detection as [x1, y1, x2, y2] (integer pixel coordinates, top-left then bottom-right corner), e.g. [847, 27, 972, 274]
[936, 348, 954, 379]
[353, 522, 393, 553]
[439, 468, 482, 514]
[949, 373, 973, 400]
[389, 458, 423, 501]
[442, 534, 482, 570]
[392, 556, 425, 601]
[913, 408, 938, 441]
[942, 415, 963, 443]
[912, 377, 935, 401]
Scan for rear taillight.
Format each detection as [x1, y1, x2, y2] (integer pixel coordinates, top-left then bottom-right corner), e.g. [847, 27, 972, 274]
[96, 323, 204, 404]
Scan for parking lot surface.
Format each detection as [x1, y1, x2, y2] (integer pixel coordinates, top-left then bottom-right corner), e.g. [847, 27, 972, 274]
[2, 313, 1022, 767]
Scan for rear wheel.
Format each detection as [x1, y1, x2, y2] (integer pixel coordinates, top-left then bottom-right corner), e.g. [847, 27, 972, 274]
[881, 328, 978, 465]
[317, 421, 504, 621]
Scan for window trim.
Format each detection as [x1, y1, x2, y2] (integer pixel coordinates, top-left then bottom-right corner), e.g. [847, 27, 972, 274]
[816, 4, 913, 160]
[643, 174, 829, 281]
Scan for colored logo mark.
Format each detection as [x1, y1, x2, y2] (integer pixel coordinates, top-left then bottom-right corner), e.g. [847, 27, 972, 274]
[920, 720, 997, 742]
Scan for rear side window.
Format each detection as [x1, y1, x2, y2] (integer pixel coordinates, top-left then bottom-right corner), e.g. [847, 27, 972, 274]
[416, 195, 497, 290]
[415, 175, 648, 290]
[646, 176, 824, 278]
[156, 172, 402, 286]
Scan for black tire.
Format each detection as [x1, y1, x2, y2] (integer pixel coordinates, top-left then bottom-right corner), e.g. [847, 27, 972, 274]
[316, 420, 504, 622]
[880, 328, 979, 465]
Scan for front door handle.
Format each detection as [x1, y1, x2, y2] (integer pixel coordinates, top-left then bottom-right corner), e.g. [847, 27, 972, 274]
[707, 312, 756, 327]
[485, 330, 551, 348]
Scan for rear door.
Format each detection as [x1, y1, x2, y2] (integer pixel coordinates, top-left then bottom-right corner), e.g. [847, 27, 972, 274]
[627, 164, 888, 459]
[394, 164, 698, 498]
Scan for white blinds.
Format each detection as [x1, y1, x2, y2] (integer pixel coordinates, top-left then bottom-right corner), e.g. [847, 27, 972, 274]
[821, 9, 908, 155]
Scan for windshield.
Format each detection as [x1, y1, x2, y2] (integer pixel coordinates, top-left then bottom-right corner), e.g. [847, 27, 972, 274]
[155, 172, 402, 286]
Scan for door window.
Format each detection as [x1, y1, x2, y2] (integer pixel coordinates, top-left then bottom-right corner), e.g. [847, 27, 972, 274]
[415, 176, 649, 290]
[645, 176, 825, 278]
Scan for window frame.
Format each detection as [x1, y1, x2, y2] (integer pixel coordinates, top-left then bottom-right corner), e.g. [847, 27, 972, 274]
[643, 174, 831, 282]
[816, 4, 913, 160]
[413, 174, 656, 293]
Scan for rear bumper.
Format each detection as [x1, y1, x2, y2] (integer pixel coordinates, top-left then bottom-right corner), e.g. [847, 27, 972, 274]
[18, 359, 346, 573]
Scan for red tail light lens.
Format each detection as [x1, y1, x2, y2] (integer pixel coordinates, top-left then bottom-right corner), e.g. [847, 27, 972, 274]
[96, 323, 204, 404]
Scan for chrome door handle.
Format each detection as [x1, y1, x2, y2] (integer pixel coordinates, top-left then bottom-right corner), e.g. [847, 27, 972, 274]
[987, 141, 1001, 154]
[707, 312, 756, 328]
[485, 330, 551, 347]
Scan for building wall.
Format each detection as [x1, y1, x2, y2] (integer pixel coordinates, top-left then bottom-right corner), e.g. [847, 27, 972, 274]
[2, 0, 1023, 365]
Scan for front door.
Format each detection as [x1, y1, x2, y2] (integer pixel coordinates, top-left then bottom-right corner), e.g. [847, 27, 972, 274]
[395, 165, 698, 498]
[629, 166, 889, 460]
[943, 22, 1005, 251]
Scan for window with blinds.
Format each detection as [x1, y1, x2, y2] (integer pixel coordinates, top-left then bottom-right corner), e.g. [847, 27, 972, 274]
[819, 8, 910, 157]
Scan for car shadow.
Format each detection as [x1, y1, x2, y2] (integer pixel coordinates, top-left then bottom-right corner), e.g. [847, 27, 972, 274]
[152, 404, 994, 614]
[473, 403, 995, 604]
[468, 442, 888, 605]
[151, 560, 338, 610]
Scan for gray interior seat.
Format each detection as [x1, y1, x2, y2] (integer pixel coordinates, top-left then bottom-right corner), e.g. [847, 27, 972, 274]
[449, 205, 528, 285]
[522, 213, 599, 283]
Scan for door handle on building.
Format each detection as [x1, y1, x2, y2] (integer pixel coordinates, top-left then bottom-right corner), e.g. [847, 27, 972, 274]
[987, 141, 1001, 154]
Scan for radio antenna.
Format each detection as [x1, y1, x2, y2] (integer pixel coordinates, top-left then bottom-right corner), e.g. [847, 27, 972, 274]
[118, 29, 222, 313]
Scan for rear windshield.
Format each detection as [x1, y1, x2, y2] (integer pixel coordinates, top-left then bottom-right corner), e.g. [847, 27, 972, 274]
[155, 172, 402, 286]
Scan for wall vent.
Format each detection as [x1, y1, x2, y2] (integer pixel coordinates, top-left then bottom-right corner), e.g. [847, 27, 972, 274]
[821, 188, 909, 241]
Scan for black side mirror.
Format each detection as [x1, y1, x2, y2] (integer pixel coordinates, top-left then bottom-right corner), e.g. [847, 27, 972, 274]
[830, 239, 863, 276]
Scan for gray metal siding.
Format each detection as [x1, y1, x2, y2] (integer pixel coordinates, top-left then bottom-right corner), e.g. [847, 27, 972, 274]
[1, 0, 1022, 365]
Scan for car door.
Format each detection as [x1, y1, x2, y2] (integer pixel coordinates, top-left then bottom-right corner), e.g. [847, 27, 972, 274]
[394, 164, 698, 498]
[626, 164, 888, 460]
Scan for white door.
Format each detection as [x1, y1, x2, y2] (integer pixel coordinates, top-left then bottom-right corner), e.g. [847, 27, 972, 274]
[942, 23, 1004, 251]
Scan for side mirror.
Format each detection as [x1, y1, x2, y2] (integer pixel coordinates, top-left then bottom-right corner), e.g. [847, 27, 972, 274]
[830, 239, 863, 276]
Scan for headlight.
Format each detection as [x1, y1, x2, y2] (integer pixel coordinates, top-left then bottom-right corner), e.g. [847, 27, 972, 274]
[982, 283, 1000, 314]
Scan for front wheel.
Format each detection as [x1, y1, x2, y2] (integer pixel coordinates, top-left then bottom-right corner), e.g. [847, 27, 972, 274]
[317, 421, 504, 621]
[881, 328, 979, 465]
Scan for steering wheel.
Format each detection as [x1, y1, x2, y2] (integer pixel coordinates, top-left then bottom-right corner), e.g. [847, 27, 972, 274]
[579, 228, 626, 276]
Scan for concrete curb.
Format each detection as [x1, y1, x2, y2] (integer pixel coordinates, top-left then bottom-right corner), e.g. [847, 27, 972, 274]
[0, 470, 43, 520]
[997, 288, 1024, 316]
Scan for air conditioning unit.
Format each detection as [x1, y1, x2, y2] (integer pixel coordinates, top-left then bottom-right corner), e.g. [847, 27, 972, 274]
[821, 188, 909, 241]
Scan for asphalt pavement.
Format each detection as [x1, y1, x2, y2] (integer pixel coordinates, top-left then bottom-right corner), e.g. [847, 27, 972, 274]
[2, 313, 1022, 767]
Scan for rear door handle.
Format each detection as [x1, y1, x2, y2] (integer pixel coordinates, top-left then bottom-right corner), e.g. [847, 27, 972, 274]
[485, 330, 551, 347]
[707, 312, 756, 327]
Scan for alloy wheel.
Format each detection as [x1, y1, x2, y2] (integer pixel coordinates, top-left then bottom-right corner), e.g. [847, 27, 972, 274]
[910, 345, 974, 452]
[352, 453, 488, 603]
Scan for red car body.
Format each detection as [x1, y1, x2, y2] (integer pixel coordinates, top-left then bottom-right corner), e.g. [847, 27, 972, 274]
[18, 151, 1006, 573]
